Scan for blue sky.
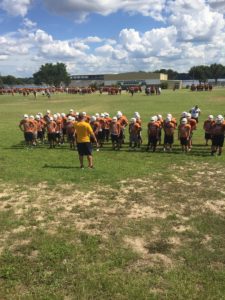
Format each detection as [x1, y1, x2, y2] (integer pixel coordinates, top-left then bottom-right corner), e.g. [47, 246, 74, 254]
[0, 0, 225, 77]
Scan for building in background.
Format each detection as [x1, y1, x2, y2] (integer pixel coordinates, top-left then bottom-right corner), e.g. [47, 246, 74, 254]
[70, 72, 182, 89]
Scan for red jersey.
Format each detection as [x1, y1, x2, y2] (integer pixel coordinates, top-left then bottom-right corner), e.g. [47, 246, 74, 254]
[118, 116, 128, 127]
[66, 121, 75, 134]
[110, 122, 121, 135]
[203, 120, 214, 133]
[136, 118, 142, 127]
[148, 122, 160, 136]
[104, 117, 112, 129]
[20, 119, 35, 133]
[55, 119, 62, 132]
[178, 124, 191, 138]
[98, 117, 106, 130]
[211, 123, 225, 136]
[129, 122, 141, 135]
[188, 118, 197, 132]
[61, 116, 68, 129]
[47, 121, 57, 133]
[163, 121, 175, 136]
[90, 121, 101, 135]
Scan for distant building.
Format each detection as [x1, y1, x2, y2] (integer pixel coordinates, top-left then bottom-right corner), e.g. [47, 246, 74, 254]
[70, 72, 182, 89]
[208, 78, 225, 86]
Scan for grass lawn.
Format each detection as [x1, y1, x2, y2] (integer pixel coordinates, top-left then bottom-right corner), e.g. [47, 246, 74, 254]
[0, 89, 225, 299]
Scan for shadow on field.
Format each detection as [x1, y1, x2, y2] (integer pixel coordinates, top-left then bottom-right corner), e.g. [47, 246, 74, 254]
[7, 142, 213, 157]
[4, 143, 72, 150]
[4, 143, 28, 149]
[43, 164, 80, 169]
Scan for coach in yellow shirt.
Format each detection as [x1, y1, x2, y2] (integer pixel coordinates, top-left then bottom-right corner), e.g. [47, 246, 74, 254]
[74, 112, 98, 168]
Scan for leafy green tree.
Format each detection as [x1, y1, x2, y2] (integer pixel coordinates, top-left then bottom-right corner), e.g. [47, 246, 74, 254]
[2, 75, 19, 85]
[17, 77, 34, 85]
[0, 77, 3, 87]
[154, 69, 178, 80]
[188, 65, 210, 83]
[209, 64, 225, 85]
[33, 63, 71, 86]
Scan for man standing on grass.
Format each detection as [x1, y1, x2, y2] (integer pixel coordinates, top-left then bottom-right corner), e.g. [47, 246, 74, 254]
[19, 114, 35, 147]
[186, 112, 197, 151]
[178, 118, 191, 153]
[203, 115, 214, 146]
[74, 112, 98, 169]
[190, 105, 201, 123]
[109, 116, 121, 150]
[210, 115, 225, 156]
[147, 116, 160, 152]
[163, 116, 175, 152]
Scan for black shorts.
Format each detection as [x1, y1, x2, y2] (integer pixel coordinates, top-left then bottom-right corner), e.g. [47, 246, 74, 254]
[212, 135, 224, 147]
[67, 133, 75, 142]
[180, 137, 188, 146]
[148, 135, 158, 146]
[103, 129, 109, 135]
[37, 131, 44, 139]
[97, 131, 105, 141]
[129, 135, 139, 143]
[24, 132, 33, 142]
[111, 134, 119, 143]
[77, 142, 92, 156]
[48, 133, 56, 142]
[205, 133, 211, 140]
[62, 128, 67, 135]
[119, 130, 125, 140]
[164, 135, 174, 145]
[55, 132, 61, 139]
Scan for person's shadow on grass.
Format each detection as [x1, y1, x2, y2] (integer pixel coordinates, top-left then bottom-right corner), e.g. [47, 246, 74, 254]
[43, 164, 80, 169]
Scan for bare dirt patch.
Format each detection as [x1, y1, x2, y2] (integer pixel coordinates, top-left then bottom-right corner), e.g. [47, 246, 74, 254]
[203, 200, 225, 216]
[124, 236, 149, 256]
[127, 203, 167, 219]
[173, 225, 192, 233]
[0, 163, 224, 264]
[124, 235, 173, 269]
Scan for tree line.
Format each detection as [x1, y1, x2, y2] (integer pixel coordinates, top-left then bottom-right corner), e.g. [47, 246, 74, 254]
[0, 63, 71, 87]
[1, 63, 225, 87]
[155, 64, 225, 84]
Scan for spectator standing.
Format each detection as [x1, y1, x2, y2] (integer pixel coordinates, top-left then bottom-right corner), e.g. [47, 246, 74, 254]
[74, 112, 98, 169]
[190, 105, 201, 123]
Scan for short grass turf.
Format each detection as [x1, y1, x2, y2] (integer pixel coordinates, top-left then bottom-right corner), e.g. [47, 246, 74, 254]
[0, 89, 225, 186]
[0, 89, 225, 299]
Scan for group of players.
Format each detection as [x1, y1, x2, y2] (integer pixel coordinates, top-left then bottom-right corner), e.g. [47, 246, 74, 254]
[19, 105, 225, 156]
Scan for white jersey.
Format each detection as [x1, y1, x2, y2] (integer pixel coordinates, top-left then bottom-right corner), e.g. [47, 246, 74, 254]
[191, 107, 201, 118]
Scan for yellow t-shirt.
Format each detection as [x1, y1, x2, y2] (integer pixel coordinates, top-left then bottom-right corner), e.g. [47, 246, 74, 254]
[74, 121, 93, 143]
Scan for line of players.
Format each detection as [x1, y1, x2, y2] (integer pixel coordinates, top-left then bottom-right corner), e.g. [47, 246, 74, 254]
[19, 109, 225, 156]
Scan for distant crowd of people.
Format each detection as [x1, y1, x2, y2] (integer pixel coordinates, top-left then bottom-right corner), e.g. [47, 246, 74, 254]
[190, 84, 213, 91]
[19, 105, 225, 156]
[2, 85, 162, 98]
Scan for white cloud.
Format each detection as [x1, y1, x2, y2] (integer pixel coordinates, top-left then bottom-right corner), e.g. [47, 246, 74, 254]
[119, 26, 180, 58]
[0, 54, 8, 60]
[207, 0, 225, 13]
[0, 0, 31, 17]
[43, 0, 166, 22]
[2, 0, 225, 76]
[95, 44, 127, 60]
[168, 0, 225, 42]
[38, 39, 87, 59]
[23, 18, 37, 28]
[33, 29, 53, 43]
[82, 36, 102, 43]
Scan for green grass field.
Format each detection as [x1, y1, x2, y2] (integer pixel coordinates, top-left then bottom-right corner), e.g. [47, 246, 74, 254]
[0, 89, 225, 299]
